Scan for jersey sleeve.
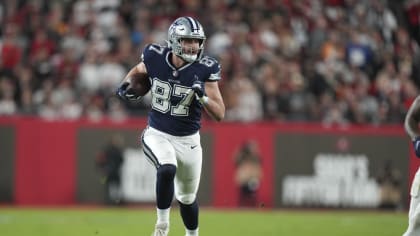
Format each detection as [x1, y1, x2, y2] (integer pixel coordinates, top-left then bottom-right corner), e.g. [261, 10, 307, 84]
[202, 56, 221, 82]
[141, 44, 168, 75]
[141, 44, 155, 64]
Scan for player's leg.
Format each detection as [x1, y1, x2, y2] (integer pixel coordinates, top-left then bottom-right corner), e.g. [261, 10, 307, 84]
[176, 162, 201, 236]
[142, 127, 177, 235]
[173, 133, 202, 236]
[403, 168, 420, 236]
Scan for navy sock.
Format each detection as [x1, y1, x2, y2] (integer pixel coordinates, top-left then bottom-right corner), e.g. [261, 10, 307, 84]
[179, 200, 199, 230]
[156, 164, 176, 209]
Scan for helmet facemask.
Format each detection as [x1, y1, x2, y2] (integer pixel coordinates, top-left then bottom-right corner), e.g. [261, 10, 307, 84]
[179, 38, 205, 62]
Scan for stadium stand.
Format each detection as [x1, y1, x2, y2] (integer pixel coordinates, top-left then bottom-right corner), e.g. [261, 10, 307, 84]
[0, 0, 419, 125]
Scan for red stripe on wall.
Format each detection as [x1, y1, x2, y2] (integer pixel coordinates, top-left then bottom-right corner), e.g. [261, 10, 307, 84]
[14, 119, 76, 205]
[14, 118, 41, 204]
[38, 121, 76, 204]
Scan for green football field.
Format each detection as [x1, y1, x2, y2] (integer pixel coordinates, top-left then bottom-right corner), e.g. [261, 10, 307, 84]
[0, 207, 408, 236]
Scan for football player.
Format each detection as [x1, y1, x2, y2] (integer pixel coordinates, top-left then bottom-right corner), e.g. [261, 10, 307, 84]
[117, 16, 225, 236]
[404, 95, 420, 236]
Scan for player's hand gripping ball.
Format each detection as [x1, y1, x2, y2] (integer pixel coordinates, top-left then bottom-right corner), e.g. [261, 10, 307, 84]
[116, 74, 151, 101]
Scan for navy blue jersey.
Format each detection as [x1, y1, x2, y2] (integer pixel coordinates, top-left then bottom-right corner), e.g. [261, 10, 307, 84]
[142, 44, 221, 136]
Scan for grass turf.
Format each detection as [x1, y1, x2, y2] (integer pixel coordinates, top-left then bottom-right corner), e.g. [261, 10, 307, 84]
[0, 207, 408, 236]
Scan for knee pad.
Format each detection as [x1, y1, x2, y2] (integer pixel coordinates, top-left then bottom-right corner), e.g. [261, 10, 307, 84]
[157, 164, 176, 182]
[177, 194, 196, 205]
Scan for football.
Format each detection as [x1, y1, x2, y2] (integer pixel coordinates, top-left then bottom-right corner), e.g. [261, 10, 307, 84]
[128, 73, 151, 96]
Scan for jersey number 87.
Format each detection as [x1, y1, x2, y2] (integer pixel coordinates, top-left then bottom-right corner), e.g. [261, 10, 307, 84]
[151, 78, 195, 116]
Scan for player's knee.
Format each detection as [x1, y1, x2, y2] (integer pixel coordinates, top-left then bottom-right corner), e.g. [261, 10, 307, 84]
[177, 194, 196, 205]
[157, 164, 176, 182]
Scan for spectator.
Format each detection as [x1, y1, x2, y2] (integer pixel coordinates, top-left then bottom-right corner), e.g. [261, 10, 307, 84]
[376, 160, 402, 210]
[1, 23, 23, 71]
[96, 134, 125, 205]
[0, 77, 17, 115]
[225, 74, 263, 122]
[234, 140, 263, 207]
[0, 0, 417, 125]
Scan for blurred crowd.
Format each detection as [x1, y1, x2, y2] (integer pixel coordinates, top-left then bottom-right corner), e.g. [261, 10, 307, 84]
[0, 0, 419, 125]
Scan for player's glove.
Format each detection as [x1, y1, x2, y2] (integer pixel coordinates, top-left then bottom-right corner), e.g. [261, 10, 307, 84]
[192, 80, 208, 105]
[116, 82, 141, 101]
[413, 137, 420, 158]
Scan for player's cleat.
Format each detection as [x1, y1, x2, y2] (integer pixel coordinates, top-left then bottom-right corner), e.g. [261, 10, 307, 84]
[152, 222, 169, 236]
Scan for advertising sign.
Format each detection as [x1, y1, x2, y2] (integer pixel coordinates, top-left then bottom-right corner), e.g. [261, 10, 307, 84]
[274, 133, 409, 208]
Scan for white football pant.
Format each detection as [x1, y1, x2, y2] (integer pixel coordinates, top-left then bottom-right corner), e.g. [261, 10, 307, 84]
[142, 126, 202, 204]
[403, 167, 420, 236]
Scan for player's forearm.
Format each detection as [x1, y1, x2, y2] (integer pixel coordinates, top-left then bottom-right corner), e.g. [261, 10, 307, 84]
[405, 97, 420, 140]
[125, 69, 141, 82]
[203, 99, 225, 121]
[405, 115, 420, 140]
[201, 81, 225, 121]
[123, 63, 147, 83]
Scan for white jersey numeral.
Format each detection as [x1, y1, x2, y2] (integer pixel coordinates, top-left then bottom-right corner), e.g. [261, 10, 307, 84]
[149, 44, 165, 55]
[199, 57, 215, 67]
[151, 79, 195, 116]
[151, 79, 172, 113]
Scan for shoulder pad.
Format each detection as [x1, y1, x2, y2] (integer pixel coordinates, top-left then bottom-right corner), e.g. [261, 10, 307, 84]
[198, 56, 221, 82]
[142, 44, 169, 63]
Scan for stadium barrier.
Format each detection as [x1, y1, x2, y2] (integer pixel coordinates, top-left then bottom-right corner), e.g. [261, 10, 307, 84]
[0, 117, 415, 209]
